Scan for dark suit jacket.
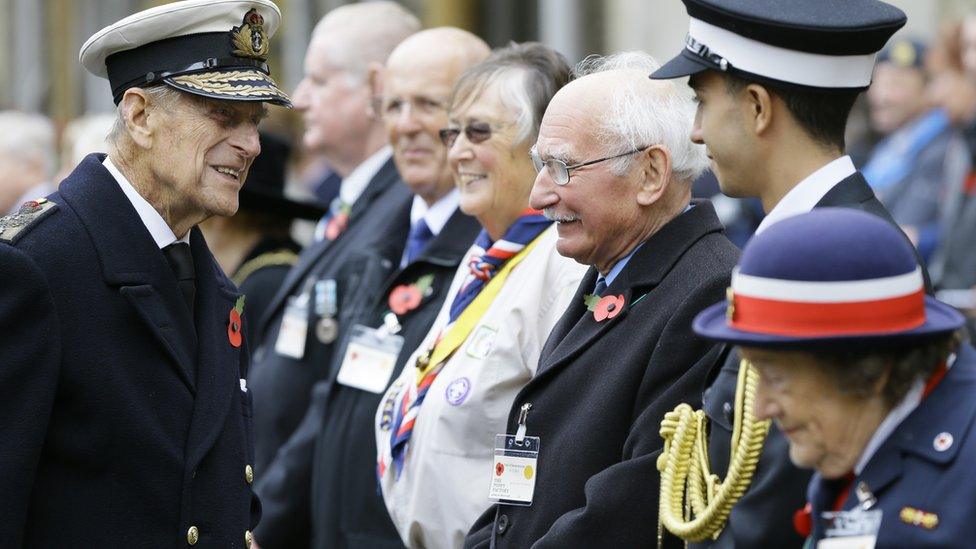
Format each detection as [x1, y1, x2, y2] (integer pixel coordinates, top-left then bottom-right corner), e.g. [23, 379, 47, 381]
[248, 158, 410, 474]
[465, 201, 739, 548]
[233, 236, 301, 350]
[690, 171, 933, 548]
[808, 344, 976, 548]
[255, 205, 480, 549]
[0, 154, 257, 547]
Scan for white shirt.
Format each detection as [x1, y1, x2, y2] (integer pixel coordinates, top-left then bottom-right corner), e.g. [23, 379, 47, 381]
[754, 155, 856, 234]
[399, 189, 460, 267]
[339, 145, 392, 206]
[104, 157, 187, 248]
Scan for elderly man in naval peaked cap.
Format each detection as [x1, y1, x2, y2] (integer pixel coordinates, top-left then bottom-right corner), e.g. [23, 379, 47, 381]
[650, 1, 919, 547]
[0, 0, 288, 546]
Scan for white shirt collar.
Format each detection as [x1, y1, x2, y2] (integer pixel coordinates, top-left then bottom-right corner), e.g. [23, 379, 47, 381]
[854, 353, 957, 475]
[755, 155, 856, 234]
[104, 156, 186, 249]
[339, 145, 392, 206]
[409, 188, 459, 236]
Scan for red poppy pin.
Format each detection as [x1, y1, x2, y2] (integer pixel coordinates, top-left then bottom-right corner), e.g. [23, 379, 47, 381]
[389, 274, 434, 315]
[228, 296, 245, 348]
[583, 293, 625, 322]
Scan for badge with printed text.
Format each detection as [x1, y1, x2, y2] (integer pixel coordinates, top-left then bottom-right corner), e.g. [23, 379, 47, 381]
[336, 324, 404, 394]
[274, 294, 310, 359]
[488, 434, 540, 506]
[816, 508, 882, 549]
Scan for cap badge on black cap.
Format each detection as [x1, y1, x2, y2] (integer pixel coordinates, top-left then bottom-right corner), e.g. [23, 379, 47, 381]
[232, 9, 269, 61]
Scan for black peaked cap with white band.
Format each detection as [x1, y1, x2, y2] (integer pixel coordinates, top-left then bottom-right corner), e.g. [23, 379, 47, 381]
[80, 0, 291, 107]
[651, 0, 907, 91]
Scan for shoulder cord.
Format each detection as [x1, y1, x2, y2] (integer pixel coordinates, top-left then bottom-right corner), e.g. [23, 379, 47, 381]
[657, 360, 771, 546]
[231, 249, 299, 287]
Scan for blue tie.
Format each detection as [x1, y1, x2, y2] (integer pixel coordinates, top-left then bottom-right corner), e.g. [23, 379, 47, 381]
[404, 219, 433, 265]
[593, 276, 608, 297]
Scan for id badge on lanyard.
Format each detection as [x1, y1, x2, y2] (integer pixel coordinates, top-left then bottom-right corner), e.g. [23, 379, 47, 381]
[489, 403, 539, 506]
[336, 313, 404, 394]
[817, 483, 882, 549]
[274, 278, 315, 359]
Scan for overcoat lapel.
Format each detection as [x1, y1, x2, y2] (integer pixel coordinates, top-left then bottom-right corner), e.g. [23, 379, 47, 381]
[538, 268, 598, 362]
[59, 154, 197, 390]
[815, 172, 876, 208]
[184, 227, 242, 468]
[533, 201, 725, 381]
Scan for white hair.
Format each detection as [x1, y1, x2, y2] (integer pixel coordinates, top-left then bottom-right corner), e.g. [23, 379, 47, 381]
[108, 85, 185, 145]
[311, 1, 421, 82]
[574, 51, 709, 182]
[0, 111, 57, 178]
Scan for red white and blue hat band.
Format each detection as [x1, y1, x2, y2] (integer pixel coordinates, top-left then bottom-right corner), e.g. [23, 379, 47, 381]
[728, 266, 926, 338]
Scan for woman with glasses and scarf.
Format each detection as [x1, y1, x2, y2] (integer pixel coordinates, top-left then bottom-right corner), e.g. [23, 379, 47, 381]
[374, 43, 587, 549]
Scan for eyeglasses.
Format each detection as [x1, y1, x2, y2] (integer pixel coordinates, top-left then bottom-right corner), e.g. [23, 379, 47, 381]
[438, 121, 507, 147]
[530, 146, 651, 186]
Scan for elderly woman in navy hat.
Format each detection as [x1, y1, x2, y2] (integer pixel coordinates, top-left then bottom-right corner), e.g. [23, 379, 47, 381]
[685, 208, 973, 547]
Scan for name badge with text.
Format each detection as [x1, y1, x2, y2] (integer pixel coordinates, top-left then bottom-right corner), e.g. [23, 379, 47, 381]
[336, 324, 404, 394]
[488, 434, 539, 506]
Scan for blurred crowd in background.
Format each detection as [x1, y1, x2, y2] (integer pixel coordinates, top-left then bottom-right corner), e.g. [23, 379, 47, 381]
[5, 10, 976, 325]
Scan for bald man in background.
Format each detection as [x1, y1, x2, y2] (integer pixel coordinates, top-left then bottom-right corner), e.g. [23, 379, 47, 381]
[248, 1, 419, 476]
[254, 28, 487, 549]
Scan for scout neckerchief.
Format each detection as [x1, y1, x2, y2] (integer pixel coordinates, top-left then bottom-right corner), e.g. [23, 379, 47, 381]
[449, 208, 551, 321]
[383, 211, 550, 478]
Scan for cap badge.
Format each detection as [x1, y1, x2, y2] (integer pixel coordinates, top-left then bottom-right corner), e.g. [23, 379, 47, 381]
[231, 9, 270, 61]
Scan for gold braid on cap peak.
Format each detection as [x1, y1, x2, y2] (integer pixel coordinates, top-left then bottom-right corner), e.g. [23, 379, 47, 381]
[656, 361, 770, 546]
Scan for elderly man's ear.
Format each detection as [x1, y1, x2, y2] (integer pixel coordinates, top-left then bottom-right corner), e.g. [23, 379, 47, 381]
[635, 145, 672, 206]
[366, 62, 385, 119]
[119, 88, 155, 149]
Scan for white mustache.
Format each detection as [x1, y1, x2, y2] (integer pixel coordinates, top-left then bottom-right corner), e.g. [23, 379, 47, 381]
[543, 208, 580, 223]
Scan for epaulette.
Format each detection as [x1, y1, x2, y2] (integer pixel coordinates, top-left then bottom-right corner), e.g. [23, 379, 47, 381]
[0, 198, 58, 244]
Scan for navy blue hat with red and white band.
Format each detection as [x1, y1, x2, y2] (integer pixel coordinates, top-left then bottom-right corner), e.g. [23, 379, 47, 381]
[650, 0, 907, 91]
[693, 209, 964, 350]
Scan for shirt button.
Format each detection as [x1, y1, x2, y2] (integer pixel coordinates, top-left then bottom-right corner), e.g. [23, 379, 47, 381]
[723, 401, 733, 423]
[245, 530, 253, 548]
[245, 464, 254, 485]
[497, 513, 509, 535]
[187, 525, 199, 545]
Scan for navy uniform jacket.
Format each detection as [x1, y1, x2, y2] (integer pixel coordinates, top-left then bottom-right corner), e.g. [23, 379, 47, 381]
[0, 154, 257, 547]
[465, 201, 739, 548]
[248, 158, 409, 474]
[692, 172, 931, 548]
[255, 202, 479, 549]
[808, 344, 976, 548]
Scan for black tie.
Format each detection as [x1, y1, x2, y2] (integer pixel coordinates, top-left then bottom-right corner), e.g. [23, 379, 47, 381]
[163, 242, 196, 315]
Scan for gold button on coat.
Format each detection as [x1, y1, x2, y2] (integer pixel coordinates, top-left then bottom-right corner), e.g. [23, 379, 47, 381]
[245, 530, 253, 548]
[187, 525, 199, 545]
[245, 464, 254, 484]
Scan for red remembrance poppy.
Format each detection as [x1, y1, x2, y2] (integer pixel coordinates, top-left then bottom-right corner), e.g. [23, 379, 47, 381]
[389, 285, 422, 315]
[228, 308, 243, 347]
[593, 294, 625, 322]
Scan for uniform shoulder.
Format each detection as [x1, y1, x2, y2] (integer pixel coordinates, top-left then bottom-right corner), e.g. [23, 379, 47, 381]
[0, 198, 59, 245]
